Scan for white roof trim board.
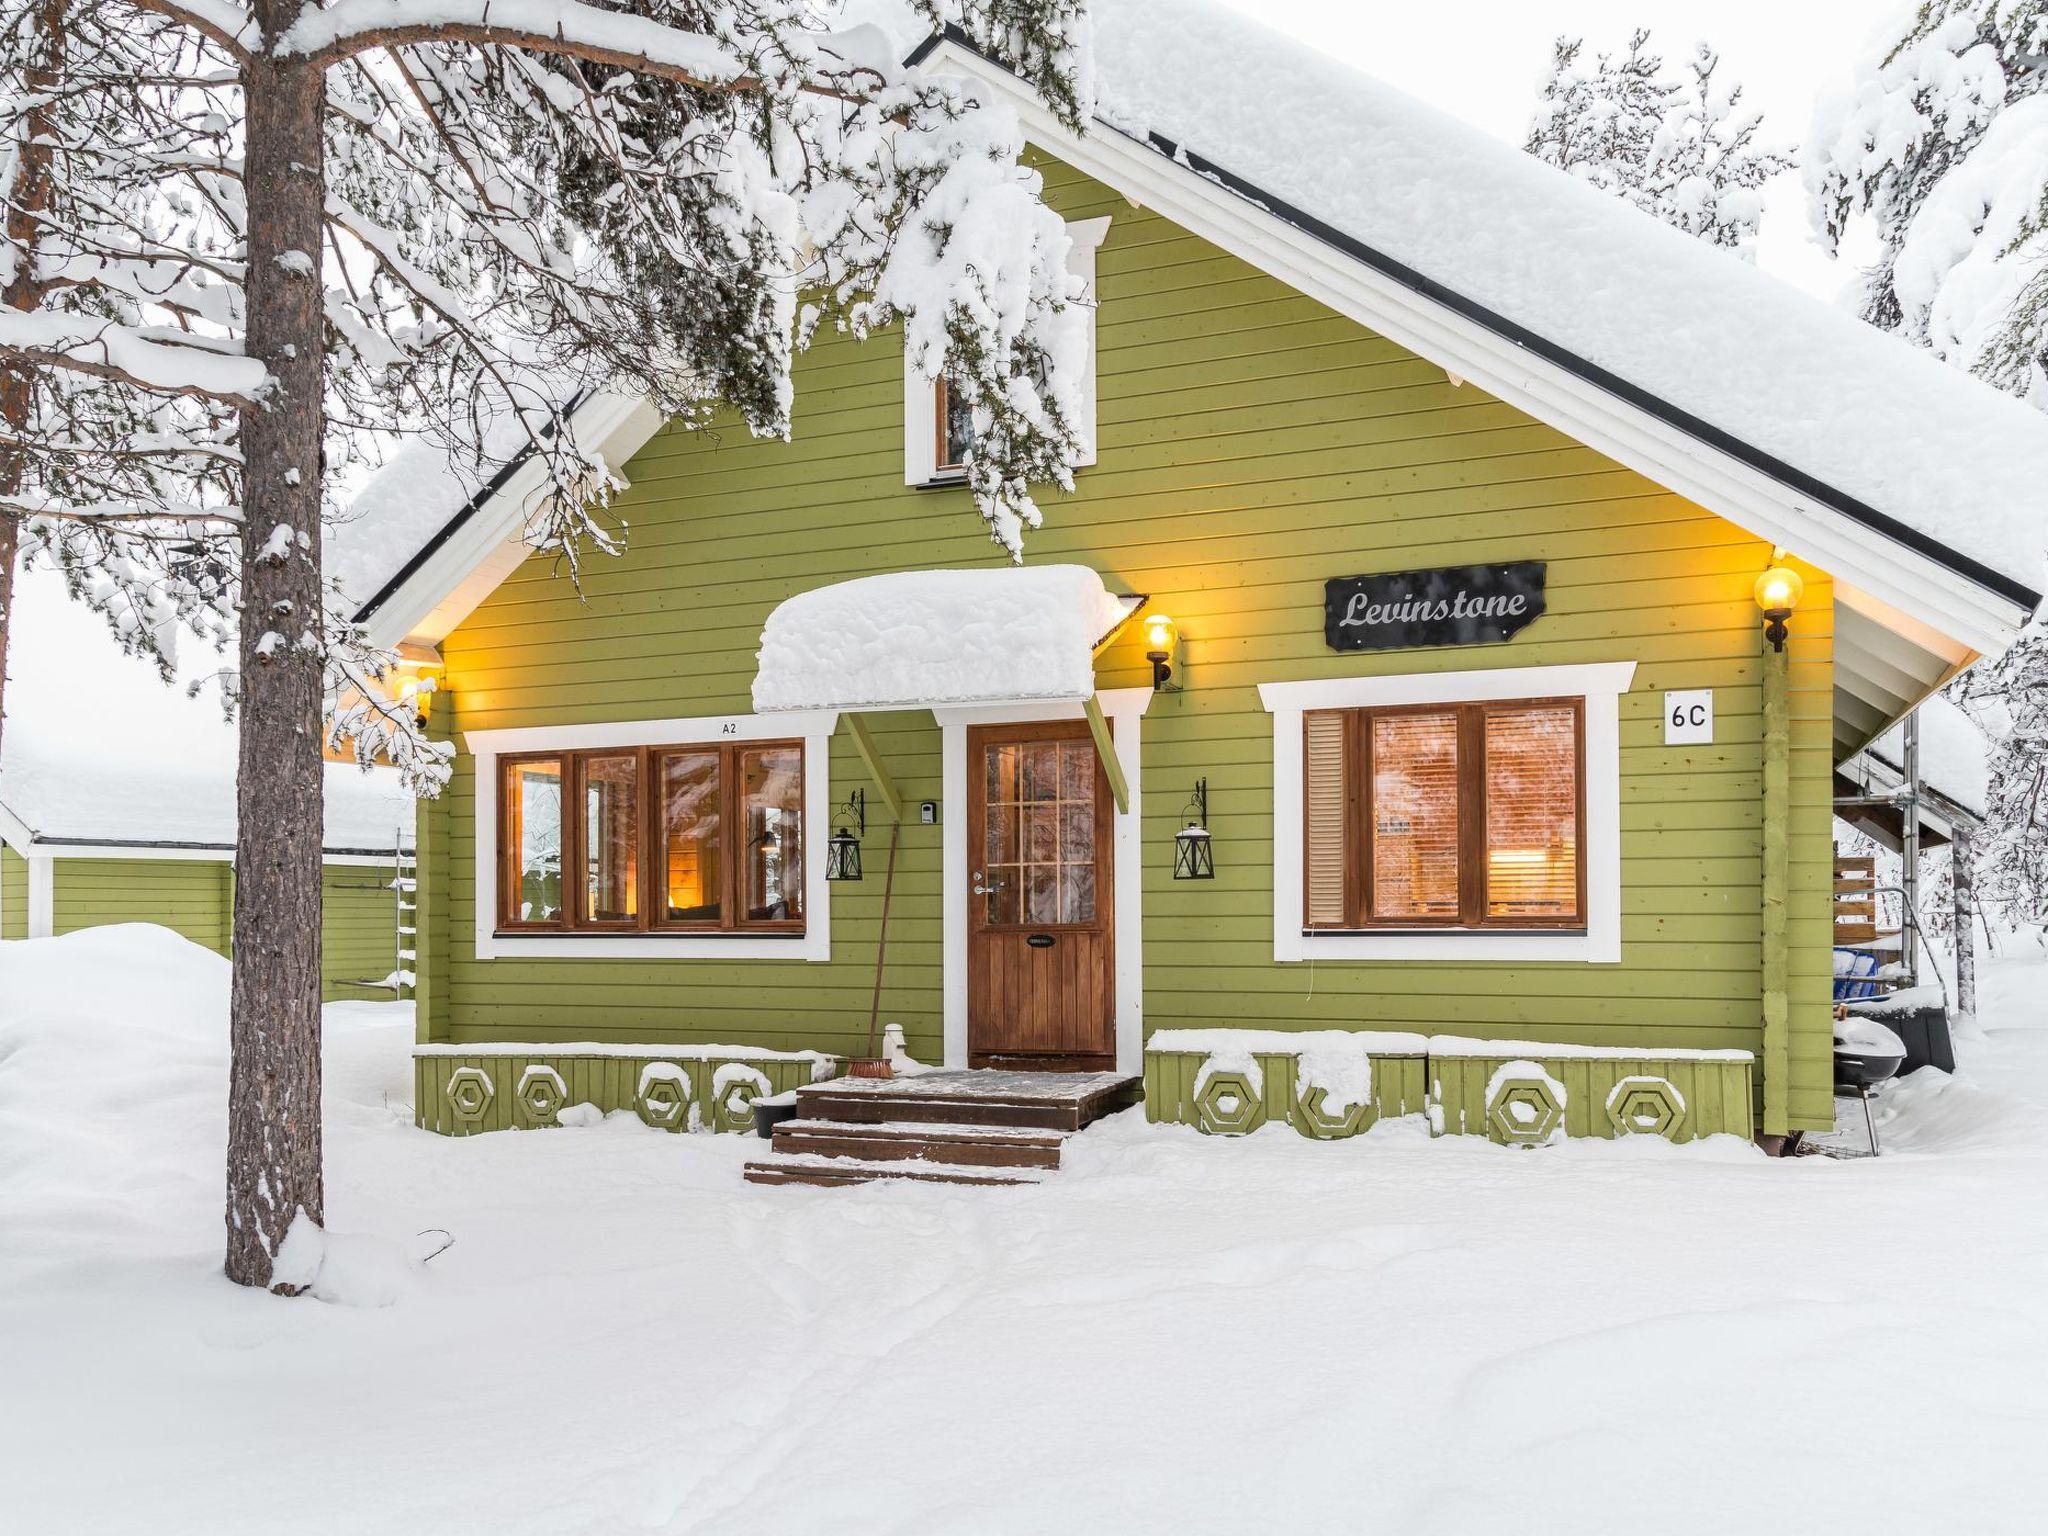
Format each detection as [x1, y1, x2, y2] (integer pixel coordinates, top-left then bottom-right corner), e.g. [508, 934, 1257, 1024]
[351, 10, 2042, 672]
[752, 565, 1140, 713]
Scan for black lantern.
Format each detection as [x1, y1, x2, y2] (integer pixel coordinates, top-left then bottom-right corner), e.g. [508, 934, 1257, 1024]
[1173, 778, 1214, 880]
[825, 788, 865, 882]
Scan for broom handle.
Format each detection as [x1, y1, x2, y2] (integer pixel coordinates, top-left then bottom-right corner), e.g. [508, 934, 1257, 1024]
[865, 819, 902, 1060]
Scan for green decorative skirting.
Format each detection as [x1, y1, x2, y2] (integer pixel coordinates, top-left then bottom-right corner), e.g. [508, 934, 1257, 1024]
[1145, 1031, 1753, 1146]
[1144, 1037, 1428, 1141]
[414, 1046, 839, 1137]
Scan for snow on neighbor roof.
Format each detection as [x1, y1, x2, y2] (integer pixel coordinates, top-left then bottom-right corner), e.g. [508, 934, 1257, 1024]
[962, 0, 2048, 607]
[752, 565, 1139, 712]
[0, 572, 413, 854]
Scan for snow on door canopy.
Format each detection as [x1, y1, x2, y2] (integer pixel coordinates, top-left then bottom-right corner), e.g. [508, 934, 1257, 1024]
[752, 566, 1141, 713]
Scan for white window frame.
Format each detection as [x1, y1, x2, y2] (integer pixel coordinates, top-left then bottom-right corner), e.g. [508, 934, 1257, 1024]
[467, 710, 838, 960]
[904, 215, 1110, 487]
[1259, 662, 1636, 963]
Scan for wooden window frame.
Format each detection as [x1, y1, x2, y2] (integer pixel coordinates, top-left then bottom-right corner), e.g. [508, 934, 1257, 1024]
[933, 373, 968, 475]
[495, 739, 806, 938]
[1303, 697, 1586, 934]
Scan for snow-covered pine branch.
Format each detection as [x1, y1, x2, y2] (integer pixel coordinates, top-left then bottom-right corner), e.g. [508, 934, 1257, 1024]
[1527, 28, 1792, 259]
[1806, 0, 2048, 403]
[3, 0, 1097, 1292]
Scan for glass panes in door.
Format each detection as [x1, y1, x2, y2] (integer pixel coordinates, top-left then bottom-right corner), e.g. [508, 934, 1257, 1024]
[981, 739, 1097, 926]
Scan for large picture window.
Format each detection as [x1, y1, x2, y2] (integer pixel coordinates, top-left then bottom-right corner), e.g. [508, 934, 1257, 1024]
[497, 741, 805, 936]
[1302, 698, 1584, 932]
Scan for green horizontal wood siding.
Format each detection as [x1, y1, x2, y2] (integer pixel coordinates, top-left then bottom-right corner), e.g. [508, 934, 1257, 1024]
[419, 149, 1835, 1130]
[323, 865, 401, 1001]
[37, 856, 402, 1002]
[52, 858, 232, 953]
[1, 845, 26, 940]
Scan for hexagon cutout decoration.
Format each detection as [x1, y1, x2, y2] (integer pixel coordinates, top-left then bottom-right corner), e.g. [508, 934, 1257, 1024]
[1194, 1066, 1266, 1136]
[637, 1063, 695, 1131]
[515, 1065, 569, 1128]
[1293, 1083, 1375, 1140]
[1484, 1065, 1566, 1147]
[445, 1066, 496, 1127]
[1604, 1075, 1689, 1141]
[709, 1065, 772, 1134]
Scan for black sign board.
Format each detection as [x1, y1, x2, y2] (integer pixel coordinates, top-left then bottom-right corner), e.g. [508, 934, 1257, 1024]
[1324, 561, 1546, 652]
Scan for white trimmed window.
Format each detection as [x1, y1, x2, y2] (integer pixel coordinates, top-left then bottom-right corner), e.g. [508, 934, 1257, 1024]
[468, 711, 838, 961]
[905, 215, 1110, 487]
[1259, 663, 1636, 963]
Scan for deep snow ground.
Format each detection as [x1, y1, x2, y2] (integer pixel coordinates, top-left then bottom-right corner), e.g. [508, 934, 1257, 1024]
[2, 926, 2046, 1535]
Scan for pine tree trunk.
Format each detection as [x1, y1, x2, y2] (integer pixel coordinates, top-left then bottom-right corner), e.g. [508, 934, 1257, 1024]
[225, 11, 328, 1292]
[0, 0, 65, 758]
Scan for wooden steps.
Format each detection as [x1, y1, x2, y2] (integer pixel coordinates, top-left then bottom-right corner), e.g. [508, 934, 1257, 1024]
[743, 1155, 1049, 1188]
[742, 1068, 1139, 1189]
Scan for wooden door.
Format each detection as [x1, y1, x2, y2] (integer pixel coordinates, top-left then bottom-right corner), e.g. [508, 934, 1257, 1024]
[967, 720, 1115, 1071]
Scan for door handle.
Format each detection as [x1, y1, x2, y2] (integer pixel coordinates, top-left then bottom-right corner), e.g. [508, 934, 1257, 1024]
[972, 870, 1006, 896]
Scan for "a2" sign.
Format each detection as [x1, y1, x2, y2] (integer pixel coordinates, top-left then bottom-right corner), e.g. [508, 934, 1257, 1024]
[1664, 689, 1713, 745]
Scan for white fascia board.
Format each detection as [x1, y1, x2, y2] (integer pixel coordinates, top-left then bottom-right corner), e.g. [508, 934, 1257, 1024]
[14, 842, 400, 865]
[362, 391, 665, 650]
[934, 41, 2031, 658]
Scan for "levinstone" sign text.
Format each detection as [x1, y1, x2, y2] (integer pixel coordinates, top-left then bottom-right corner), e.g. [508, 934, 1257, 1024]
[1323, 561, 1547, 652]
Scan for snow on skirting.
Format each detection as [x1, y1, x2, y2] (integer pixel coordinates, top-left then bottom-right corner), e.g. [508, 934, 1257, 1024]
[1146, 1030, 1752, 1145]
[414, 1046, 842, 1137]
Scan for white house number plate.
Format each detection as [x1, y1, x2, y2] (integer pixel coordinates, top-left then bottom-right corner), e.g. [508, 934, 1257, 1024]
[1664, 689, 1713, 745]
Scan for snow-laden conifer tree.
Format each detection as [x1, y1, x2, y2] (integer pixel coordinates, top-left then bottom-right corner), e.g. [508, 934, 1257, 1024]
[1807, 2, 2048, 950]
[1527, 29, 1791, 258]
[0, 0, 1094, 1291]
[1806, 0, 2048, 399]
[1953, 629, 2048, 939]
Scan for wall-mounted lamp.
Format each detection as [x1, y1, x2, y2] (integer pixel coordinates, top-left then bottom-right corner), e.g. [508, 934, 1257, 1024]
[1173, 777, 1214, 880]
[1753, 565, 1804, 654]
[1143, 612, 1181, 692]
[393, 642, 445, 720]
[825, 787, 865, 882]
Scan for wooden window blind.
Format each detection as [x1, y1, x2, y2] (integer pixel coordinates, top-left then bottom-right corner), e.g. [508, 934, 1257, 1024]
[1303, 711, 1349, 926]
[498, 741, 805, 936]
[1301, 697, 1585, 932]
[1483, 705, 1579, 919]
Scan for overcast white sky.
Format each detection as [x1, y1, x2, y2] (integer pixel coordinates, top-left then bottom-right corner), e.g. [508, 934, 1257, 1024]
[1212, 0, 1900, 299]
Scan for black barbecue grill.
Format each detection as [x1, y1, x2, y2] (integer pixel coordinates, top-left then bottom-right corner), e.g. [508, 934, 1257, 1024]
[1833, 1017, 1907, 1156]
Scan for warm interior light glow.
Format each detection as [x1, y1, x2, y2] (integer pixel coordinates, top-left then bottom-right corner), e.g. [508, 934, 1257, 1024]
[1143, 613, 1178, 656]
[1753, 566, 1804, 614]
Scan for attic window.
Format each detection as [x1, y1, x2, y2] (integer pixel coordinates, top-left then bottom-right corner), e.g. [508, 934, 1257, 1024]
[934, 373, 974, 474]
[906, 215, 1110, 487]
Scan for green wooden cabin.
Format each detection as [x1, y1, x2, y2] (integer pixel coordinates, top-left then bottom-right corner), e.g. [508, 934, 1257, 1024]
[340, 29, 2039, 1149]
[0, 843, 406, 1003]
[0, 741, 413, 1003]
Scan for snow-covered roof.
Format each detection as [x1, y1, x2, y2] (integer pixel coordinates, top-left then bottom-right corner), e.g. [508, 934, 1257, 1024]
[0, 573, 413, 856]
[349, 1, 2043, 676]
[752, 565, 1139, 712]
[1868, 694, 1990, 820]
[1070, 2, 2045, 604]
